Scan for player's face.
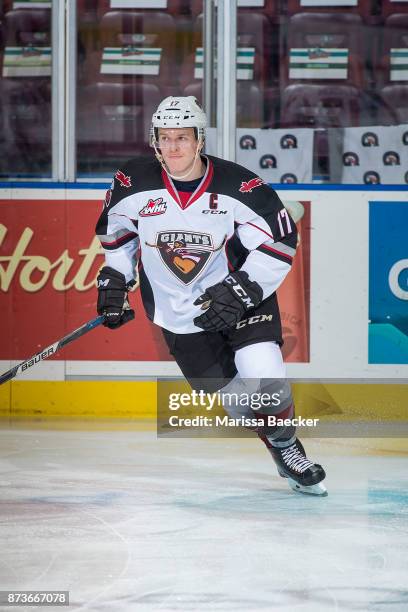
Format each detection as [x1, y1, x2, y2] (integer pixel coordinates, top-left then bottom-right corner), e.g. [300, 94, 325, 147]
[158, 128, 200, 176]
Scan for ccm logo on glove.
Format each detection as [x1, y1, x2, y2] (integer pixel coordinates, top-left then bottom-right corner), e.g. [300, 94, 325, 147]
[223, 275, 256, 309]
[193, 271, 263, 332]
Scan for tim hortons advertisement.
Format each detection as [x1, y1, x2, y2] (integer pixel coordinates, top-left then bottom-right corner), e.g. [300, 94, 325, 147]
[0, 198, 310, 362]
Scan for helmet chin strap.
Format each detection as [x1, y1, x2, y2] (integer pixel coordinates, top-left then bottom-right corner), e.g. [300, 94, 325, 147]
[153, 140, 203, 181]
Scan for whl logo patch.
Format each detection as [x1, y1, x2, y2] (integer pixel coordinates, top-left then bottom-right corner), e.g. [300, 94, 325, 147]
[151, 231, 214, 285]
[239, 177, 264, 193]
[140, 197, 167, 217]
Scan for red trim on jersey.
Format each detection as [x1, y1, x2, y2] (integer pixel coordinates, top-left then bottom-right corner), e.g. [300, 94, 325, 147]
[161, 159, 214, 211]
[260, 242, 293, 262]
[247, 221, 274, 240]
[100, 231, 137, 248]
[177, 191, 191, 208]
[161, 169, 180, 207]
[185, 160, 214, 209]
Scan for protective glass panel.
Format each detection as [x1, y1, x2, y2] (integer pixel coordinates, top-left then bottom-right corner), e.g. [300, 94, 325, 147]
[76, 0, 209, 177]
[234, 0, 408, 185]
[0, 0, 52, 178]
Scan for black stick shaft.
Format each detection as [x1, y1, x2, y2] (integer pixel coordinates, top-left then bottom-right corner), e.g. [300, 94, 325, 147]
[0, 315, 106, 385]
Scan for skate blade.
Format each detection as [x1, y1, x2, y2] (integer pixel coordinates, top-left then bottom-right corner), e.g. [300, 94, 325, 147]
[286, 477, 328, 497]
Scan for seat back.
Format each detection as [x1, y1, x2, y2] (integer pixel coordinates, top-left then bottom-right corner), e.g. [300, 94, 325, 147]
[286, 0, 373, 22]
[183, 81, 264, 127]
[285, 12, 366, 87]
[77, 81, 162, 160]
[83, 10, 177, 88]
[382, 0, 408, 19]
[379, 84, 408, 124]
[280, 83, 361, 128]
[376, 15, 408, 86]
[97, 0, 187, 18]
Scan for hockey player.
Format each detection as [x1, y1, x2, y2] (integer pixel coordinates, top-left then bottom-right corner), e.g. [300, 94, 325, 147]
[95, 96, 327, 496]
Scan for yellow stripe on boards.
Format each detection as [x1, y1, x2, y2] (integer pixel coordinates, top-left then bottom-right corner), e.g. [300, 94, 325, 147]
[0, 381, 156, 419]
[0, 381, 407, 421]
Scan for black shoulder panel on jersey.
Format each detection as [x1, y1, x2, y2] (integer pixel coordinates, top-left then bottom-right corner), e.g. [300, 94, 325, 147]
[111, 157, 163, 202]
[206, 155, 295, 242]
[95, 156, 162, 236]
[206, 154, 283, 213]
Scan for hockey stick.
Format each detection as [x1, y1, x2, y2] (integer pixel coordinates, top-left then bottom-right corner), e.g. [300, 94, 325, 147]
[0, 312, 134, 385]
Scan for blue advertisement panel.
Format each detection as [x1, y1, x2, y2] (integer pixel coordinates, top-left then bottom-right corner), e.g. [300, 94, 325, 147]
[369, 201, 408, 364]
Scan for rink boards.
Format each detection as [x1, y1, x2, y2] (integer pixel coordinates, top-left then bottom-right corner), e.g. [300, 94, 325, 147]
[0, 183, 407, 451]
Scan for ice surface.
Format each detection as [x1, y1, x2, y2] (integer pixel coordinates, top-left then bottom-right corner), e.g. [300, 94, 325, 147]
[0, 427, 407, 611]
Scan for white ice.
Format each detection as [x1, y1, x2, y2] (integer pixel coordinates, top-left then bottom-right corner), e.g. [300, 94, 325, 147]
[0, 426, 407, 611]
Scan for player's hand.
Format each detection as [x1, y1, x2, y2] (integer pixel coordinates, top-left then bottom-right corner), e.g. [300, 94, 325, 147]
[97, 266, 135, 329]
[193, 271, 263, 332]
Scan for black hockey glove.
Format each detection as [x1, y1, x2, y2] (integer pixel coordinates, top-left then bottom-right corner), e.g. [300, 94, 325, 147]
[97, 266, 135, 329]
[193, 271, 263, 332]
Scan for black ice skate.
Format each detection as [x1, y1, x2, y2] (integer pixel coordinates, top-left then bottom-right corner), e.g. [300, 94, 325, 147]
[269, 438, 327, 496]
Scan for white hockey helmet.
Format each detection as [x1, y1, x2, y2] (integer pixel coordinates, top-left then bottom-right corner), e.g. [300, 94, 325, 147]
[150, 96, 207, 146]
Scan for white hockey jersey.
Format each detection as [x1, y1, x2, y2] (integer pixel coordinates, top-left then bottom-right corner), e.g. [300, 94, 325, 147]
[96, 155, 298, 333]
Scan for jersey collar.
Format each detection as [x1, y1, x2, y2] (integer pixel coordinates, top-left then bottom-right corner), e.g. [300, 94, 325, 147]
[161, 156, 214, 211]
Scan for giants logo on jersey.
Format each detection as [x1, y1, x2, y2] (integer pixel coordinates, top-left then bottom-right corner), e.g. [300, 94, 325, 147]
[239, 177, 264, 193]
[139, 197, 167, 217]
[149, 231, 214, 285]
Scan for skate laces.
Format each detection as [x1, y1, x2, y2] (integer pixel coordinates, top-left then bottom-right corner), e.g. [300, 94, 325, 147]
[281, 443, 314, 473]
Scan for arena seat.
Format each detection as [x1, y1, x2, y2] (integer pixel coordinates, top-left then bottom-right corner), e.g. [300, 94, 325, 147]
[0, 77, 50, 143]
[4, 8, 50, 47]
[382, 0, 408, 18]
[280, 83, 362, 182]
[2, 9, 51, 88]
[188, 11, 277, 89]
[190, 0, 279, 21]
[77, 81, 162, 164]
[284, 12, 367, 87]
[286, 0, 373, 22]
[182, 81, 264, 127]
[262, 86, 280, 128]
[77, 1, 100, 79]
[3, 0, 51, 12]
[0, 21, 4, 55]
[77, 0, 99, 22]
[280, 83, 361, 128]
[83, 10, 178, 87]
[377, 84, 408, 124]
[97, 0, 187, 18]
[0, 77, 51, 175]
[375, 14, 408, 87]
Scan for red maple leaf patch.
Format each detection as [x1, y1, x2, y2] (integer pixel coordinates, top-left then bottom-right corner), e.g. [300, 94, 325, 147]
[239, 177, 264, 193]
[115, 170, 132, 188]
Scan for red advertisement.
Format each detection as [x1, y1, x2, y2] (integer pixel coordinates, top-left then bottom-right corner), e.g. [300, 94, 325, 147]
[0, 199, 310, 362]
[278, 200, 310, 362]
